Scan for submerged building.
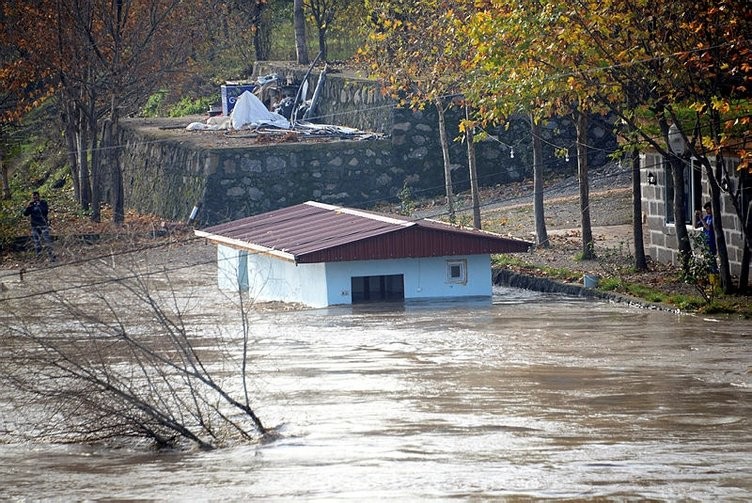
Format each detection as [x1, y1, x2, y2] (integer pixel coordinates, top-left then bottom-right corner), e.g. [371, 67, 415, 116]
[195, 201, 532, 308]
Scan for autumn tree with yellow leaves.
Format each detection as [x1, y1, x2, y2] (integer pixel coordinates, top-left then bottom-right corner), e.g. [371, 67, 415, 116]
[360, 0, 485, 225]
[463, 0, 751, 290]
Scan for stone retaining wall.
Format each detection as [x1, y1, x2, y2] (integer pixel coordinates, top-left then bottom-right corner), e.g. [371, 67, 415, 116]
[199, 140, 399, 223]
[255, 62, 617, 189]
[118, 63, 618, 225]
[118, 123, 403, 224]
[119, 128, 208, 222]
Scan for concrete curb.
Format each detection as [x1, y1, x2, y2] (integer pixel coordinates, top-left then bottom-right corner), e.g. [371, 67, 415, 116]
[493, 268, 680, 313]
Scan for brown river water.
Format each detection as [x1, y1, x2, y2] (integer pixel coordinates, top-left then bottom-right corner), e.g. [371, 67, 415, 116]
[1, 284, 751, 500]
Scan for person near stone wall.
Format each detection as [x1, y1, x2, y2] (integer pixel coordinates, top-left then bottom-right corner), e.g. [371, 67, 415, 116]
[694, 201, 716, 255]
[694, 201, 717, 275]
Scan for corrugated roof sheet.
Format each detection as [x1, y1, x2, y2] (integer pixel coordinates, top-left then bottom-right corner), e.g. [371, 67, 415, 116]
[195, 201, 532, 263]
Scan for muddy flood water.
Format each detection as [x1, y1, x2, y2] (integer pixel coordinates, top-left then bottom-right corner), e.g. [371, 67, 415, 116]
[1, 280, 751, 500]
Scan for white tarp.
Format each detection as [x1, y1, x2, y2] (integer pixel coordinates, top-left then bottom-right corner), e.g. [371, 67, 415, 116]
[186, 90, 290, 131]
[184, 85, 380, 138]
[186, 116, 231, 131]
[230, 90, 290, 130]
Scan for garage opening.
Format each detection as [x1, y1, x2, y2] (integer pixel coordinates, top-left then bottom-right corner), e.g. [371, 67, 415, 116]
[351, 274, 404, 304]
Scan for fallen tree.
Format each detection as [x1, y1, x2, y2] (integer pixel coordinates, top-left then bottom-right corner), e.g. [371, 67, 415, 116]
[0, 244, 269, 449]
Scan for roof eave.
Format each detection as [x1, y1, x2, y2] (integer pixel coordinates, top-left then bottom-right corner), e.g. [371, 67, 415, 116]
[194, 230, 297, 263]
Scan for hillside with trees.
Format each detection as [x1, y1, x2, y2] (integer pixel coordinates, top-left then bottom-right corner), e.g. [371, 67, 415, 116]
[2, 0, 750, 286]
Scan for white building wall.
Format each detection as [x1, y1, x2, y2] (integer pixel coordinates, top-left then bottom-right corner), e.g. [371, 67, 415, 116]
[217, 245, 247, 291]
[216, 245, 493, 308]
[325, 255, 493, 306]
[217, 245, 328, 305]
[245, 252, 328, 307]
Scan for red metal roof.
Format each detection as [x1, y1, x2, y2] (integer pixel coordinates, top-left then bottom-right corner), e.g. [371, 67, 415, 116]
[195, 201, 532, 263]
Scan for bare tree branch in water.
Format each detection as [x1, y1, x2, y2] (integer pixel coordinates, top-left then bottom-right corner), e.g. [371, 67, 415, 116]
[0, 255, 269, 450]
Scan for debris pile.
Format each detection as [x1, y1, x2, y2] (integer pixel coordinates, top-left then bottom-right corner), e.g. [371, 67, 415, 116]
[186, 66, 382, 142]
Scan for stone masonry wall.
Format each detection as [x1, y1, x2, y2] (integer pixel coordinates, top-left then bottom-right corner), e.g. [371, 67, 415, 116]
[639, 152, 747, 277]
[118, 123, 406, 225]
[118, 64, 618, 226]
[119, 126, 209, 222]
[199, 140, 400, 224]
[254, 62, 617, 194]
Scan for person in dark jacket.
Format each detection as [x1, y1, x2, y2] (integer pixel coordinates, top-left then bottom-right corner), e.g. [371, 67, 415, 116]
[23, 191, 55, 261]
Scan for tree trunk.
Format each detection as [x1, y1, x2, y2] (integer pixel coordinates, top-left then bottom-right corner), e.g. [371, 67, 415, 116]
[62, 101, 81, 204]
[89, 107, 101, 223]
[668, 155, 692, 273]
[657, 114, 692, 273]
[435, 98, 454, 223]
[254, 26, 268, 61]
[0, 149, 10, 200]
[77, 107, 91, 211]
[741, 246, 750, 293]
[253, 2, 270, 61]
[706, 159, 733, 293]
[108, 103, 124, 225]
[575, 110, 594, 259]
[531, 115, 548, 247]
[631, 150, 648, 271]
[740, 201, 751, 292]
[317, 27, 327, 61]
[294, 0, 309, 65]
[465, 106, 481, 229]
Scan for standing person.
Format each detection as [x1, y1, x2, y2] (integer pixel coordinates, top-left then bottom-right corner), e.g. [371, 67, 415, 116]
[694, 201, 718, 277]
[23, 191, 55, 262]
[694, 201, 716, 255]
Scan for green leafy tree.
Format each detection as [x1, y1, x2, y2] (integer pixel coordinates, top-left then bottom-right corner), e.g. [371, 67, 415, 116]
[547, 0, 751, 291]
[361, 0, 482, 224]
[464, 1, 600, 259]
[304, 0, 358, 61]
[464, 0, 751, 288]
[239, 0, 270, 62]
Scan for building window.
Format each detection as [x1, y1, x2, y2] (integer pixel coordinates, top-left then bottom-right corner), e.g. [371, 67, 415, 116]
[447, 259, 467, 284]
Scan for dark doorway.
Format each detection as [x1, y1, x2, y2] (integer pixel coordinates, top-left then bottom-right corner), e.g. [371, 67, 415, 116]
[351, 274, 405, 303]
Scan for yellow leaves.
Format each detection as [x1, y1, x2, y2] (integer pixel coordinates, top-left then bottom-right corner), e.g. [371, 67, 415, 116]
[711, 97, 731, 114]
[614, 49, 631, 62]
[384, 18, 404, 30]
[737, 150, 751, 175]
[370, 32, 387, 43]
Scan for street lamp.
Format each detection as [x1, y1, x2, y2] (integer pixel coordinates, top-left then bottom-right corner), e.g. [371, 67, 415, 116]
[668, 123, 686, 156]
